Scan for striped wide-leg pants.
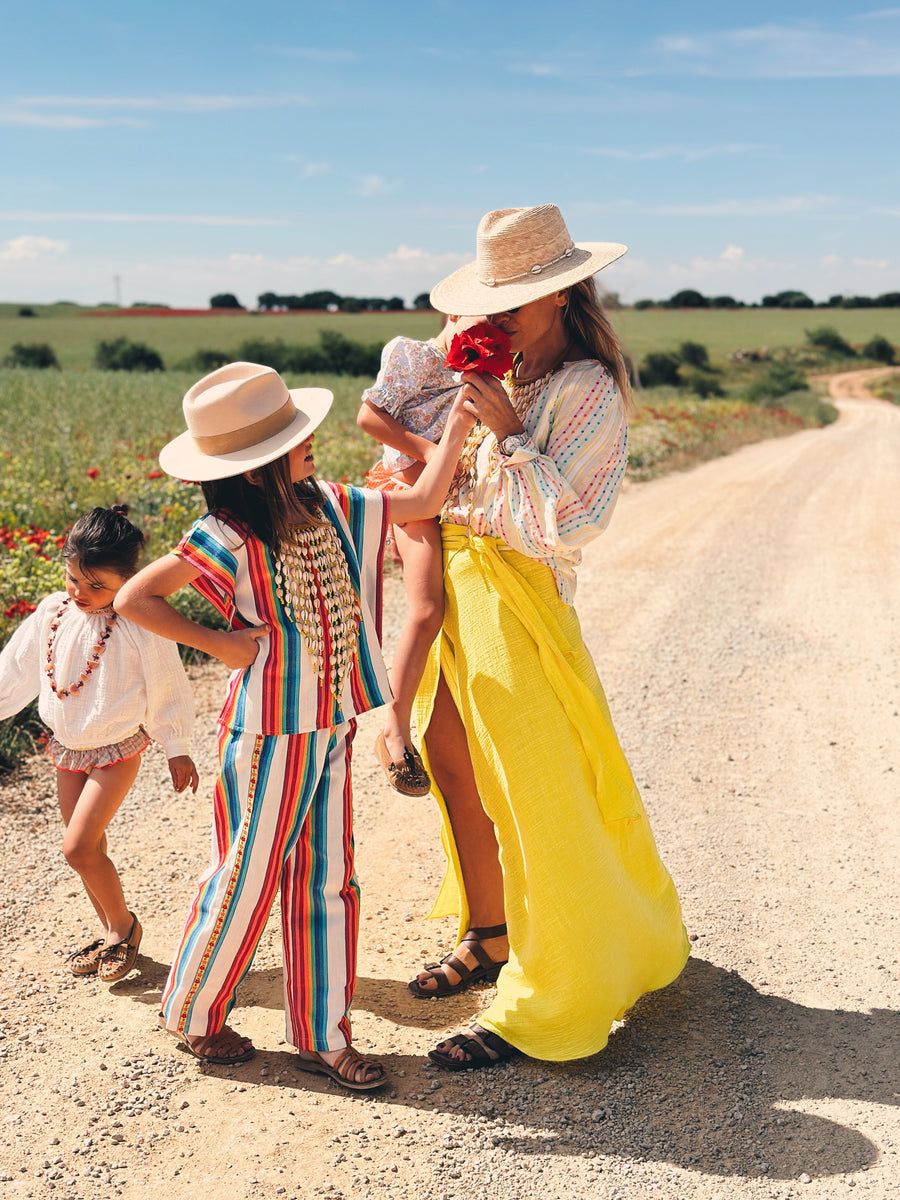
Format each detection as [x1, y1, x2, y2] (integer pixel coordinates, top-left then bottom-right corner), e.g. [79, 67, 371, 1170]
[160, 721, 359, 1051]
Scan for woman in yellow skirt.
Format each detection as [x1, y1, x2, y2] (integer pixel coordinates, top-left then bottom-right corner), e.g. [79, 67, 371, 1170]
[410, 205, 690, 1068]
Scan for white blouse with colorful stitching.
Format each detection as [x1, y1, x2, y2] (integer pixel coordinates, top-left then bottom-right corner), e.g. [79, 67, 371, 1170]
[443, 359, 628, 604]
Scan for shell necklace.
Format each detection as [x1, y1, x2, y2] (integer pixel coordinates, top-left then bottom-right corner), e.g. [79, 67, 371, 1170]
[45, 598, 117, 699]
[274, 521, 360, 696]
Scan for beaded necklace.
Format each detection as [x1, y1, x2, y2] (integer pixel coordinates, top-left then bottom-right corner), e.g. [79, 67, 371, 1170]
[445, 346, 573, 521]
[45, 598, 117, 699]
[274, 521, 360, 696]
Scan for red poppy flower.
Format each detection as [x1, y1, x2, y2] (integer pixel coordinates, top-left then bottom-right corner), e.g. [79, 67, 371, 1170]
[86, 467, 100, 479]
[147, 470, 164, 480]
[444, 322, 513, 379]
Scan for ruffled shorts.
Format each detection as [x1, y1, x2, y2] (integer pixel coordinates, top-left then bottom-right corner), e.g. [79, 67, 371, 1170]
[48, 727, 151, 773]
[365, 461, 412, 493]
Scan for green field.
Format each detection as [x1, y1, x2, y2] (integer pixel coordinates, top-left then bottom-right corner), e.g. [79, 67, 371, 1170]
[3, 305, 899, 372]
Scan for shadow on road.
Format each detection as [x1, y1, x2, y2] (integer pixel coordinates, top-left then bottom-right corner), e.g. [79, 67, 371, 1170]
[135, 955, 896, 1183]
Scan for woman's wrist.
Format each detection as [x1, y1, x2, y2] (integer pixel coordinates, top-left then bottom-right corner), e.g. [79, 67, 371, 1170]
[498, 430, 530, 456]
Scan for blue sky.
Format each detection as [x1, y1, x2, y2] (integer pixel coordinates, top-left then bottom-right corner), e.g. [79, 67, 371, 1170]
[2, 1, 898, 307]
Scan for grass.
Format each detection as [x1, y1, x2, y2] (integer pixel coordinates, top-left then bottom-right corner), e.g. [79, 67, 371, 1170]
[0, 314, 850, 768]
[4, 306, 900, 371]
[868, 372, 900, 404]
[0, 310, 443, 371]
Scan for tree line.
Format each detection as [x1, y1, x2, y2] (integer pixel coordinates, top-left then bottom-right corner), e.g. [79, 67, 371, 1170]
[211, 291, 424, 313]
[635, 289, 900, 310]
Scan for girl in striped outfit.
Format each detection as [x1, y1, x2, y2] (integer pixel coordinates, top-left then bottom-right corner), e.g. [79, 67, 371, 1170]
[116, 361, 473, 1088]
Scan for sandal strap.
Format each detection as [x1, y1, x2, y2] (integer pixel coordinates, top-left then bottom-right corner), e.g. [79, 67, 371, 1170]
[332, 1046, 383, 1083]
[66, 938, 104, 964]
[464, 923, 508, 940]
[471, 1025, 516, 1058]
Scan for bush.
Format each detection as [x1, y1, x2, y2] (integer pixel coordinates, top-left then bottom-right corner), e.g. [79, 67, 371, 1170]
[678, 366, 723, 398]
[805, 326, 854, 357]
[640, 352, 682, 387]
[94, 338, 164, 372]
[3, 342, 59, 369]
[678, 341, 711, 370]
[667, 289, 707, 309]
[862, 335, 895, 365]
[763, 290, 814, 309]
[210, 293, 243, 309]
[17, 307, 36, 318]
[633, 299, 655, 310]
[235, 331, 382, 377]
[177, 348, 232, 374]
[745, 362, 810, 404]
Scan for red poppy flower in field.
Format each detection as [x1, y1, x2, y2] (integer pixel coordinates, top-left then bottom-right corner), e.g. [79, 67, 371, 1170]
[86, 467, 100, 480]
[147, 470, 164, 480]
[444, 322, 513, 379]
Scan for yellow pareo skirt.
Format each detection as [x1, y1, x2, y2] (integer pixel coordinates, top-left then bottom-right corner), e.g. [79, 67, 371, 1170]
[413, 524, 690, 1061]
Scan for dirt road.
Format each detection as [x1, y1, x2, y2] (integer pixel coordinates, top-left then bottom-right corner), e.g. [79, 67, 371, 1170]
[1, 378, 897, 1200]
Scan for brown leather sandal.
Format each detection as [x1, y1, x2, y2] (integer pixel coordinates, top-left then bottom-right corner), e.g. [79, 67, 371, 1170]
[408, 923, 508, 998]
[66, 938, 105, 977]
[97, 913, 142, 983]
[429, 1023, 519, 1071]
[375, 732, 431, 798]
[159, 1014, 256, 1065]
[296, 1045, 386, 1091]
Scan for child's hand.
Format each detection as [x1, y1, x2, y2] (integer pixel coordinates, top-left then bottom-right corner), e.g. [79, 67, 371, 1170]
[216, 624, 270, 669]
[169, 755, 200, 794]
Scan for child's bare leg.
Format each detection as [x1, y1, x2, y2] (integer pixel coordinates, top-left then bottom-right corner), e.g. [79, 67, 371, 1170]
[57, 770, 110, 929]
[382, 517, 444, 764]
[60, 756, 141, 946]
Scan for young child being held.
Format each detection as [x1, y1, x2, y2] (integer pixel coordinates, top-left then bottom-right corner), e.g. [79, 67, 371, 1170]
[115, 360, 473, 1084]
[0, 506, 198, 983]
[358, 314, 482, 797]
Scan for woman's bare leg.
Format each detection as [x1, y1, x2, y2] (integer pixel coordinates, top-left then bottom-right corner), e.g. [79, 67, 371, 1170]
[381, 517, 444, 764]
[60, 756, 141, 946]
[412, 673, 508, 991]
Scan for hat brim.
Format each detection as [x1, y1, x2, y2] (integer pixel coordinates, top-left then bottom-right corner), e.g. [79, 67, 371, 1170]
[430, 242, 627, 316]
[158, 387, 333, 482]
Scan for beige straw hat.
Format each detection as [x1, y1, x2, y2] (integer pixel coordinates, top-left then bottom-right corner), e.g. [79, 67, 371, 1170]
[430, 204, 627, 316]
[159, 361, 333, 481]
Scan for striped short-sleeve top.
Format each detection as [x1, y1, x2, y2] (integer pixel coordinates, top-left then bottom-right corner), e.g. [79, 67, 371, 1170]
[177, 481, 391, 735]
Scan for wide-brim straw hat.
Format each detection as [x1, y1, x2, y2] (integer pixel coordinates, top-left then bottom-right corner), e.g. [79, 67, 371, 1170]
[159, 361, 333, 482]
[430, 204, 627, 315]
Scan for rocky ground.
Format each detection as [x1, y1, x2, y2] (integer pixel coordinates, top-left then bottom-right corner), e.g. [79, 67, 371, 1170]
[0, 375, 897, 1200]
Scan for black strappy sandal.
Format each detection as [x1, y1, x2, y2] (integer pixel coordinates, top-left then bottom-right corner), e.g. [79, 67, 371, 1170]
[428, 1024, 519, 1071]
[408, 923, 508, 998]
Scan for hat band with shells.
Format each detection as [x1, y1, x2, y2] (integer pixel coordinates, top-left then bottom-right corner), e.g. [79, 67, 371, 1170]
[480, 243, 576, 287]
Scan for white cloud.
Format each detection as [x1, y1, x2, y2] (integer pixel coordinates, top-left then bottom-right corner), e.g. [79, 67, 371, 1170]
[650, 24, 900, 78]
[0, 235, 68, 261]
[17, 93, 313, 112]
[641, 194, 840, 217]
[580, 143, 761, 163]
[0, 210, 289, 226]
[0, 107, 143, 129]
[270, 47, 357, 63]
[354, 174, 401, 198]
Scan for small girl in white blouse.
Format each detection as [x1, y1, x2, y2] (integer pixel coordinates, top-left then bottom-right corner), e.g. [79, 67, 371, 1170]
[0, 505, 197, 983]
[358, 315, 480, 797]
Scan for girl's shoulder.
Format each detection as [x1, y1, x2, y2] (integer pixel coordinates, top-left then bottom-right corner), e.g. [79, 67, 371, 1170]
[186, 509, 251, 551]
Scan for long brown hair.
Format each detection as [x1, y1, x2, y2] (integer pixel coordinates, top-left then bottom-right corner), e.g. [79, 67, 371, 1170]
[200, 453, 322, 553]
[563, 279, 634, 413]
